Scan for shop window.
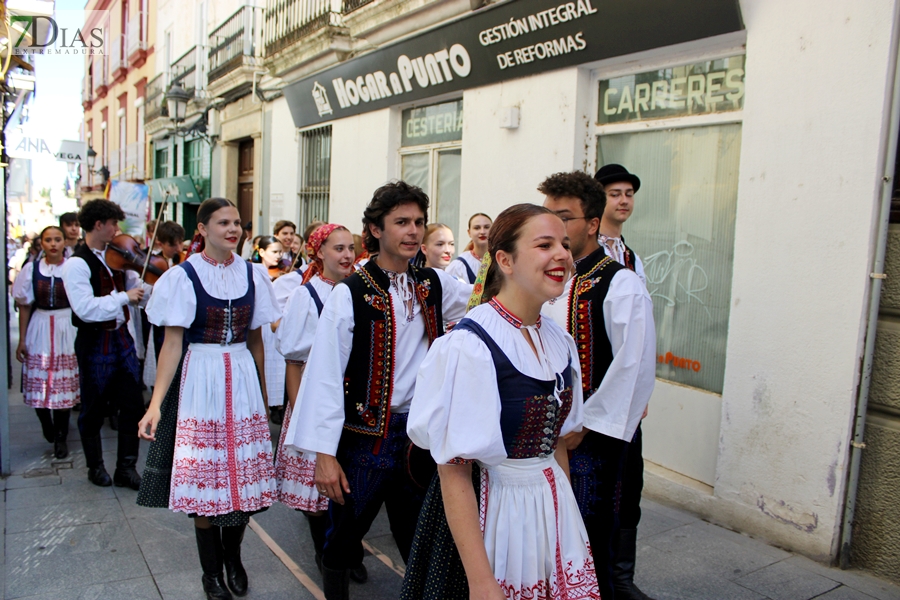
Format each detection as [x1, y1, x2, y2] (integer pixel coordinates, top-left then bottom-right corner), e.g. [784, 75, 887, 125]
[299, 126, 332, 227]
[400, 99, 462, 242]
[597, 124, 741, 395]
[185, 138, 211, 200]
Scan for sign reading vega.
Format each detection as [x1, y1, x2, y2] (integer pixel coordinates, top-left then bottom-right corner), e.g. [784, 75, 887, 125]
[284, 0, 743, 128]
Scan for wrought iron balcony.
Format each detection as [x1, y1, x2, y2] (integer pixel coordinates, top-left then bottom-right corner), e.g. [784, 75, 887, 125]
[171, 45, 204, 96]
[144, 72, 169, 123]
[127, 12, 149, 66]
[264, 0, 343, 57]
[110, 34, 127, 80]
[81, 76, 92, 109]
[342, 0, 375, 13]
[209, 5, 265, 84]
[92, 55, 108, 96]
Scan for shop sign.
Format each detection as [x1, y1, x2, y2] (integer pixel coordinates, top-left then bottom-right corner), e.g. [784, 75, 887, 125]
[599, 55, 745, 124]
[284, 0, 743, 128]
[401, 99, 463, 146]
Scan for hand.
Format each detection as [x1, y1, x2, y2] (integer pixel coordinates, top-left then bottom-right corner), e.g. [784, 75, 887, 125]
[137, 406, 161, 441]
[562, 428, 588, 450]
[15, 342, 27, 363]
[469, 578, 505, 600]
[315, 453, 351, 505]
[642, 404, 649, 420]
[126, 287, 145, 303]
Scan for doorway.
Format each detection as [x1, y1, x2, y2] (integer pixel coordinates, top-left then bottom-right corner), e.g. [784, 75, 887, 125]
[238, 138, 254, 228]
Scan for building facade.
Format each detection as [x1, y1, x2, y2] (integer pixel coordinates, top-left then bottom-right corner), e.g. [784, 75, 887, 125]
[81, 0, 155, 198]
[95, 0, 900, 581]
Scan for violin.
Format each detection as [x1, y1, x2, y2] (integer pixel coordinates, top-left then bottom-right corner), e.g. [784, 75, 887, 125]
[105, 234, 169, 284]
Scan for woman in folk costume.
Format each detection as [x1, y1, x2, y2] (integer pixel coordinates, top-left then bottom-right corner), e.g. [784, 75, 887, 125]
[403, 204, 600, 600]
[445, 213, 492, 283]
[13, 225, 79, 459]
[251, 235, 289, 424]
[274, 224, 367, 580]
[137, 198, 279, 600]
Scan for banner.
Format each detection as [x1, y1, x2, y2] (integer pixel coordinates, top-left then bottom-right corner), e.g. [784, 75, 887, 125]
[283, 0, 743, 127]
[107, 180, 149, 236]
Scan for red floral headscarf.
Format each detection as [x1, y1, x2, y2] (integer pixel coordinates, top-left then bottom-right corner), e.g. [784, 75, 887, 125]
[301, 223, 345, 284]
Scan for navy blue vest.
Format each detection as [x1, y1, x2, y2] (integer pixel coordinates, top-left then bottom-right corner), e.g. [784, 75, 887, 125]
[454, 318, 574, 459]
[32, 263, 70, 310]
[180, 260, 255, 345]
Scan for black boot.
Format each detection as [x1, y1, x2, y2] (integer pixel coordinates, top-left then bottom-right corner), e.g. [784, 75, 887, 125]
[222, 525, 248, 596]
[269, 405, 284, 425]
[109, 415, 118, 431]
[53, 409, 70, 459]
[195, 525, 233, 600]
[349, 562, 368, 584]
[82, 435, 112, 486]
[322, 566, 349, 600]
[613, 528, 655, 600]
[35, 409, 54, 443]
[113, 456, 142, 490]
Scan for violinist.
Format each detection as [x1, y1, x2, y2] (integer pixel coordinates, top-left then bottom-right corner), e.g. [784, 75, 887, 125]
[61, 199, 151, 489]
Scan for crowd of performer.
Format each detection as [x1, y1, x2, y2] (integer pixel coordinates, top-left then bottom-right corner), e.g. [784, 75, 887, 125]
[12, 163, 658, 600]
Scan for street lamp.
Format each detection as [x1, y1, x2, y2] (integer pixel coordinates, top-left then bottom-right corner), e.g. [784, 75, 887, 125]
[85, 146, 108, 187]
[87, 146, 97, 170]
[166, 82, 190, 124]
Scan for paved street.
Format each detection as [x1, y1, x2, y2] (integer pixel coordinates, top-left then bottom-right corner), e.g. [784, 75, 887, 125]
[3, 317, 900, 600]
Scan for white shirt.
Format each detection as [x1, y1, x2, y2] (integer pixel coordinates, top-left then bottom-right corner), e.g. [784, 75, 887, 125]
[289, 264, 473, 456]
[408, 302, 584, 466]
[12, 259, 65, 306]
[444, 250, 481, 283]
[276, 275, 334, 362]
[542, 261, 656, 442]
[61, 247, 150, 329]
[145, 251, 278, 332]
[272, 270, 305, 312]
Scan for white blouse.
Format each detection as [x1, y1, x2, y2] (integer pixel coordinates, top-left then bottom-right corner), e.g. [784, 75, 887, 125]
[407, 302, 584, 467]
[272, 270, 305, 312]
[145, 252, 278, 331]
[13, 259, 66, 306]
[276, 275, 334, 362]
[444, 251, 482, 283]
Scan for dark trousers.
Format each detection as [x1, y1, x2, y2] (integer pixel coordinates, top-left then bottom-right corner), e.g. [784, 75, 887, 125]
[570, 430, 630, 600]
[322, 414, 424, 571]
[75, 327, 144, 467]
[620, 424, 644, 529]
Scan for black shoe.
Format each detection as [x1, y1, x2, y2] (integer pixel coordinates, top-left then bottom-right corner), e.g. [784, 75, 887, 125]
[114, 456, 142, 490]
[222, 525, 248, 596]
[88, 466, 112, 486]
[109, 416, 118, 431]
[201, 574, 233, 600]
[349, 562, 368, 583]
[322, 566, 349, 600]
[54, 439, 69, 459]
[269, 406, 284, 426]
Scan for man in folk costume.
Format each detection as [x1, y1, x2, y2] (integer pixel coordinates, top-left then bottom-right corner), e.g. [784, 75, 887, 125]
[61, 199, 150, 488]
[541, 171, 656, 600]
[289, 181, 472, 599]
[596, 163, 656, 600]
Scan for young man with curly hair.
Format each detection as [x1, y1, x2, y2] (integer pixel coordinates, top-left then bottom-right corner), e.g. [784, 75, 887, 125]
[287, 181, 472, 599]
[61, 199, 150, 489]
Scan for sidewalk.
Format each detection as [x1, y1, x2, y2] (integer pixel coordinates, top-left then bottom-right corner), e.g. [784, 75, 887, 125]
[3, 327, 900, 598]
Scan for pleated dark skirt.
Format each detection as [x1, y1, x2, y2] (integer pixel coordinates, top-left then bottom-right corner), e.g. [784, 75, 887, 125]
[400, 465, 481, 600]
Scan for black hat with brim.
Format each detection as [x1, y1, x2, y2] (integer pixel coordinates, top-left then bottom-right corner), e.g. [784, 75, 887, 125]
[595, 163, 641, 192]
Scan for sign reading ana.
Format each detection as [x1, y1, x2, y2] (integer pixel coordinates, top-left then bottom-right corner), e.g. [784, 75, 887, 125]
[284, 0, 743, 128]
[599, 56, 745, 124]
[401, 100, 464, 147]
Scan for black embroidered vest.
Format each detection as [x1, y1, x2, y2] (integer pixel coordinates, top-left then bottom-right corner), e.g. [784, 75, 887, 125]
[71, 244, 128, 330]
[341, 260, 444, 438]
[566, 247, 625, 397]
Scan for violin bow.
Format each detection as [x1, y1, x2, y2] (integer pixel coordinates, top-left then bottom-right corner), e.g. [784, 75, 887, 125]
[141, 189, 170, 282]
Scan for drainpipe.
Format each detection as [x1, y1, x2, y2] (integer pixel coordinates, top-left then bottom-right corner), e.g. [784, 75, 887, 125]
[839, 4, 900, 569]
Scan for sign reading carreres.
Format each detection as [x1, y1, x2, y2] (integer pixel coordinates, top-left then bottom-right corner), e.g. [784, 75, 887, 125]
[283, 0, 743, 128]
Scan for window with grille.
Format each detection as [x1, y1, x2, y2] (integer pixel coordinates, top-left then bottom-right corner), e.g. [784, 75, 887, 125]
[185, 138, 211, 200]
[298, 126, 332, 228]
[154, 146, 168, 179]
